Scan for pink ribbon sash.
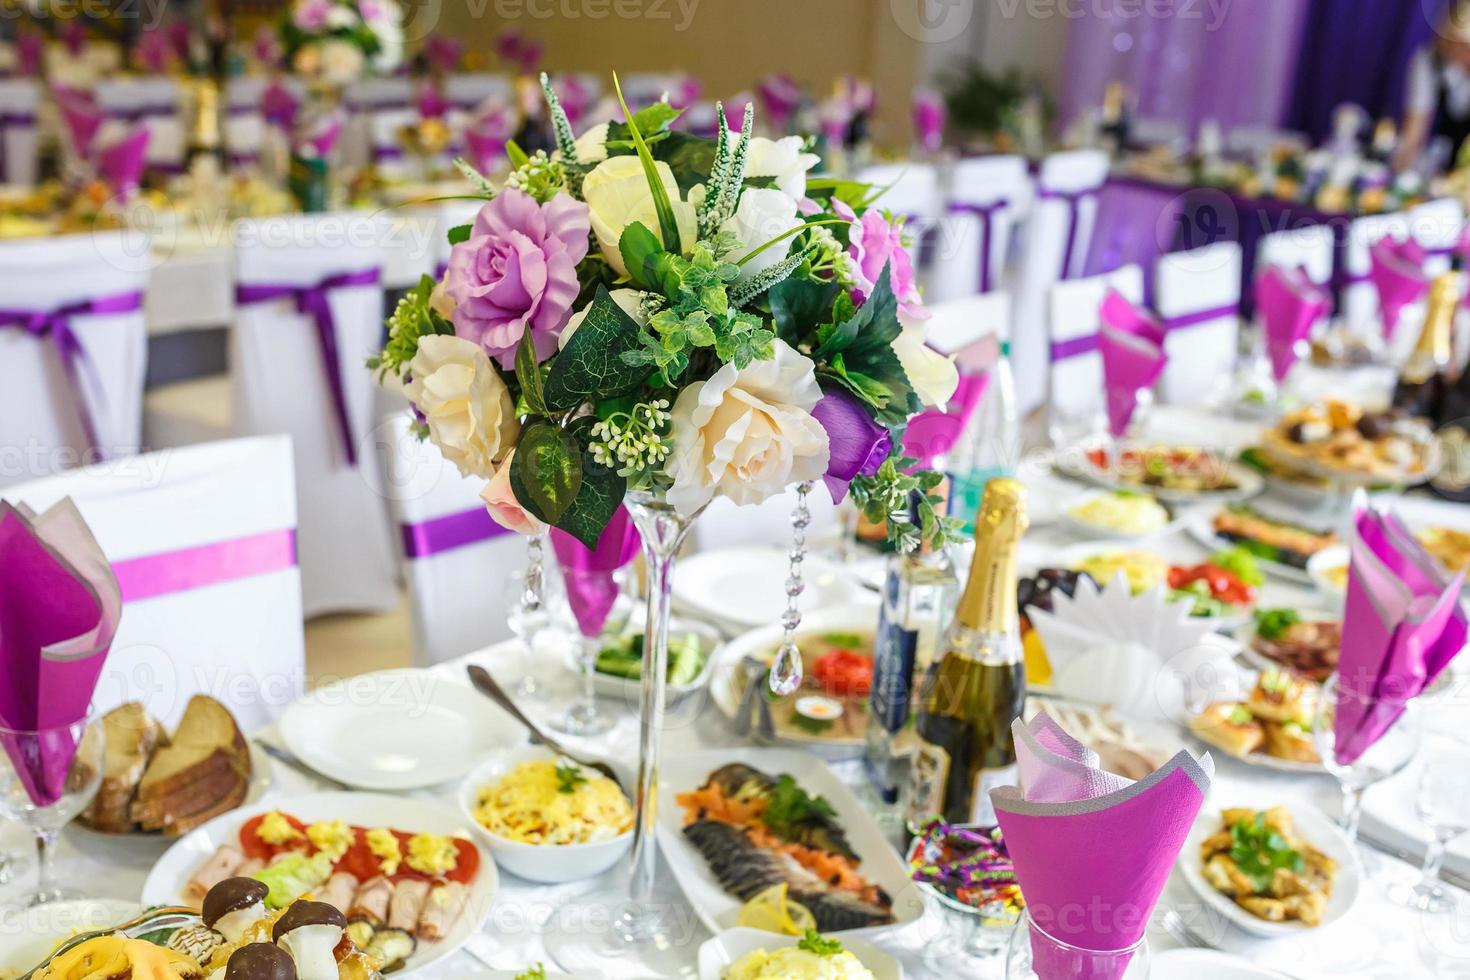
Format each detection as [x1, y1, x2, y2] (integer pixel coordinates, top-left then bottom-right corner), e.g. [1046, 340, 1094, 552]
[113, 528, 298, 602]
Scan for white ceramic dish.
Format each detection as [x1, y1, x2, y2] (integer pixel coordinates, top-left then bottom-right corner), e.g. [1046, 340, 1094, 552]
[1182, 511, 1317, 586]
[457, 746, 632, 884]
[278, 669, 524, 790]
[673, 547, 857, 630]
[71, 742, 273, 840]
[589, 618, 723, 709]
[1152, 948, 1292, 979]
[656, 747, 925, 940]
[1305, 544, 1350, 605]
[1177, 802, 1361, 938]
[696, 927, 903, 980]
[1056, 490, 1181, 541]
[141, 792, 497, 978]
[0, 899, 142, 973]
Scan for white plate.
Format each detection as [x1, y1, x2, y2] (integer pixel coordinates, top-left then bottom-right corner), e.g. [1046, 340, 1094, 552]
[1305, 544, 1349, 605]
[141, 792, 497, 978]
[589, 618, 723, 709]
[1152, 948, 1292, 979]
[673, 548, 857, 630]
[0, 899, 142, 973]
[697, 927, 903, 980]
[71, 742, 274, 839]
[1056, 490, 1181, 542]
[1054, 449, 1264, 505]
[1176, 802, 1361, 938]
[278, 670, 524, 790]
[656, 747, 925, 940]
[1182, 511, 1317, 586]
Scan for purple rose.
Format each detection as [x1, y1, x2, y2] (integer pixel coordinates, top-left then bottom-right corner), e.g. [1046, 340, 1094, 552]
[444, 188, 590, 368]
[848, 209, 927, 321]
[812, 388, 892, 503]
[292, 0, 332, 32]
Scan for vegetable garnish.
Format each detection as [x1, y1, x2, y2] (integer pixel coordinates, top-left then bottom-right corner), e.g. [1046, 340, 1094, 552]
[762, 774, 837, 843]
[513, 965, 547, 980]
[555, 762, 588, 795]
[1253, 607, 1302, 641]
[1210, 546, 1266, 587]
[796, 928, 844, 956]
[1229, 812, 1305, 892]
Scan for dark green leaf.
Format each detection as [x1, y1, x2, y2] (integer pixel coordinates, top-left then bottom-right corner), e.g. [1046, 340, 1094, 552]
[605, 101, 683, 142]
[618, 222, 664, 292]
[554, 420, 628, 548]
[515, 325, 546, 415]
[447, 224, 472, 246]
[510, 423, 583, 524]
[651, 130, 719, 195]
[544, 286, 654, 410]
[612, 73, 682, 256]
[769, 278, 840, 345]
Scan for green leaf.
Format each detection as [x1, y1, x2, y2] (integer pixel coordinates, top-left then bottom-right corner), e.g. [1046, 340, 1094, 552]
[605, 101, 683, 143]
[447, 224, 472, 246]
[612, 72, 682, 256]
[543, 286, 654, 410]
[768, 277, 840, 344]
[734, 218, 847, 267]
[554, 419, 629, 548]
[505, 139, 530, 169]
[515, 325, 546, 415]
[618, 222, 664, 292]
[509, 423, 583, 524]
[815, 262, 902, 361]
[652, 131, 719, 195]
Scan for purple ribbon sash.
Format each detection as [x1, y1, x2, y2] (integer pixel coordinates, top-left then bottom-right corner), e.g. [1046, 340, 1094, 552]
[1038, 186, 1098, 280]
[235, 268, 380, 466]
[106, 104, 178, 123]
[1050, 333, 1100, 362]
[1160, 303, 1238, 332]
[113, 528, 298, 602]
[401, 506, 511, 559]
[949, 199, 1008, 293]
[0, 290, 144, 457]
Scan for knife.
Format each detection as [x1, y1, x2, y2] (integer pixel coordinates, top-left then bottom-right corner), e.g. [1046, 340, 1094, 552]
[1357, 827, 1470, 892]
[253, 738, 354, 792]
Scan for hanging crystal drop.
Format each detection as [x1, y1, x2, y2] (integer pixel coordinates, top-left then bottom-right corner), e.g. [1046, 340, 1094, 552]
[769, 482, 812, 696]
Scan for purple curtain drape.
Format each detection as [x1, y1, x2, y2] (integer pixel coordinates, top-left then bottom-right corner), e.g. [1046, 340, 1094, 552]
[1060, 0, 1311, 135]
[1285, 0, 1448, 142]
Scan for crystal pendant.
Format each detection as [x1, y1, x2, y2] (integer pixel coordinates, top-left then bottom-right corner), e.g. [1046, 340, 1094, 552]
[769, 482, 812, 695]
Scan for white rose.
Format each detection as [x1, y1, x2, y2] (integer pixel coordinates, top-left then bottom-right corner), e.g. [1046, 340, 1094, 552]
[721, 187, 800, 281]
[406, 335, 521, 479]
[560, 288, 648, 350]
[581, 155, 697, 276]
[572, 122, 608, 164]
[738, 134, 820, 201]
[892, 317, 960, 409]
[318, 38, 365, 85]
[666, 339, 830, 515]
[325, 4, 358, 29]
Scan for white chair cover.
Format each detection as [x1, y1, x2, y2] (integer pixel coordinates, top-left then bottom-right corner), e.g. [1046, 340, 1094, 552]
[855, 162, 942, 252]
[1340, 213, 1411, 334]
[1155, 242, 1242, 406]
[1256, 224, 1336, 286]
[1011, 149, 1110, 415]
[222, 77, 266, 168]
[1408, 197, 1466, 276]
[0, 78, 42, 187]
[0, 231, 151, 486]
[925, 292, 1011, 367]
[444, 73, 513, 113]
[382, 413, 525, 665]
[343, 77, 415, 173]
[230, 212, 398, 617]
[93, 78, 186, 173]
[928, 155, 1031, 303]
[1046, 265, 1145, 446]
[45, 41, 121, 90]
[0, 436, 304, 730]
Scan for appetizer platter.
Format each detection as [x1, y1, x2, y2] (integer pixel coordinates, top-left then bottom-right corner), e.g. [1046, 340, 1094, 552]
[1237, 608, 1341, 682]
[697, 927, 902, 980]
[76, 696, 271, 838]
[591, 619, 721, 704]
[1237, 447, 1334, 507]
[657, 749, 924, 938]
[1185, 504, 1338, 584]
[1056, 445, 1263, 504]
[458, 746, 633, 883]
[1058, 546, 1259, 626]
[0, 899, 142, 976]
[277, 670, 523, 791]
[141, 793, 496, 976]
[1257, 400, 1436, 486]
[1189, 670, 1324, 773]
[1057, 489, 1180, 540]
[1178, 805, 1360, 937]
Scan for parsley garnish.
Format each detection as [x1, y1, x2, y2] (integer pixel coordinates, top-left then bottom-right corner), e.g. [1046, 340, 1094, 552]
[762, 774, 837, 840]
[513, 965, 547, 980]
[555, 762, 588, 794]
[1253, 607, 1301, 641]
[797, 929, 843, 956]
[1229, 812, 1304, 892]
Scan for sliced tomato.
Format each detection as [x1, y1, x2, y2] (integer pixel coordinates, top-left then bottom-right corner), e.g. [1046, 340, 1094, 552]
[1167, 563, 1255, 605]
[238, 812, 309, 861]
[811, 649, 873, 698]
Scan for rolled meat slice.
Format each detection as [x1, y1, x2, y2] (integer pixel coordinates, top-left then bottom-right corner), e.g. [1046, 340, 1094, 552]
[236, 858, 266, 877]
[347, 875, 393, 926]
[184, 844, 246, 906]
[387, 879, 431, 932]
[317, 871, 360, 914]
[416, 881, 468, 941]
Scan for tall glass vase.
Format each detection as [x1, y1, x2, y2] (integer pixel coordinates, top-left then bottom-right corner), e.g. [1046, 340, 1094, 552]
[545, 491, 702, 978]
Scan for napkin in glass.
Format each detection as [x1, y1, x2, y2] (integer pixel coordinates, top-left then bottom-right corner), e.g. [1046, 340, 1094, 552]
[912, 87, 946, 154]
[1334, 504, 1466, 765]
[97, 126, 150, 197]
[551, 505, 641, 638]
[0, 501, 120, 806]
[1098, 323, 1166, 438]
[1255, 264, 1329, 382]
[1368, 236, 1429, 342]
[993, 712, 1213, 980]
[1099, 290, 1165, 346]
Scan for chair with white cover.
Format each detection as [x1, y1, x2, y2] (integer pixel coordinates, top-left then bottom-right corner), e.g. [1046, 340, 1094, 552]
[382, 413, 525, 665]
[1011, 149, 1111, 415]
[925, 292, 1011, 369]
[222, 77, 266, 168]
[1154, 242, 1242, 406]
[1408, 197, 1467, 276]
[0, 231, 151, 487]
[231, 212, 398, 617]
[343, 77, 416, 173]
[855, 162, 942, 263]
[1256, 224, 1336, 287]
[445, 73, 513, 114]
[928, 155, 1031, 303]
[0, 78, 42, 187]
[1046, 265, 1145, 446]
[1340, 213, 1411, 334]
[93, 77, 186, 173]
[0, 436, 304, 730]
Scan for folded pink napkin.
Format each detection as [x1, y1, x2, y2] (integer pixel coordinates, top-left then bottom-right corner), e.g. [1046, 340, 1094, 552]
[1098, 323, 1166, 437]
[61, 20, 86, 56]
[424, 34, 464, 74]
[1368, 236, 1430, 341]
[136, 29, 172, 73]
[55, 88, 103, 162]
[551, 506, 641, 638]
[1099, 289, 1166, 346]
[0, 501, 120, 806]
[16, 32, 44, 76]
[98, 126, 150, 196]
[261, 79, 300, 130]
[1255, 264, 1330, 382]
[1334, 505, 1467, 765]
[913, 88, 946, 154]
[758, 74, 802, 133]
[297, 112, 344, 159]
[993, 713, 1213, 980]
[418, 82, 450, 120]
[464, 107, 514, 174]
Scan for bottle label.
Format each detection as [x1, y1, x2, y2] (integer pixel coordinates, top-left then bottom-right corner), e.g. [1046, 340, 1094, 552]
[906, 738, 950, 827]
[970, 764, 1019, 827]
[870, 578, 918, 735]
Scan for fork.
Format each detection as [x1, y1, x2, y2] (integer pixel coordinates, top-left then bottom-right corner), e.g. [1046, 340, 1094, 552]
[1159, 909, 1304, 980]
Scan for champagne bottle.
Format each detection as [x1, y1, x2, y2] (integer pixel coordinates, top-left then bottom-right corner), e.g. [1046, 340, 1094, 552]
[906, 478, 1028, 829]
[1393, 258, 1464, 419]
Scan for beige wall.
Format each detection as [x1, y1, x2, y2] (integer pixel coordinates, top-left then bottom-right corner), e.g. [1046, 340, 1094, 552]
[429, 0, 925, 145]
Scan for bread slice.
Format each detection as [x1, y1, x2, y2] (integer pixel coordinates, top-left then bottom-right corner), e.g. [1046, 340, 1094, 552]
[78, 702, 164, 832]
[131, 695, 251, 836]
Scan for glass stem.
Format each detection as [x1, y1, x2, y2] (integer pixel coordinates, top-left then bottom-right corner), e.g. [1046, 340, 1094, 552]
[1340, 782, 1365, 841]
[1420, 833, 1450, 891]
[580, 634, 599, 710]
[34, 829, 58, 903]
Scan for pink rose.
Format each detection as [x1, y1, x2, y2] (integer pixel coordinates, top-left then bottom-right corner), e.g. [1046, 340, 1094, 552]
[480, 450, 548, 536]
[293, 0, 332, 31]
[848, 209, 927, 321]
[444, 188, 590, 368]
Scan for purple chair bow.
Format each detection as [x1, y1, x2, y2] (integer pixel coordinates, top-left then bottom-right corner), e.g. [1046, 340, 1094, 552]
[235, 268, 380, 467]
[948, 199, 1009, 293]
[1038, 185, 1100, 279]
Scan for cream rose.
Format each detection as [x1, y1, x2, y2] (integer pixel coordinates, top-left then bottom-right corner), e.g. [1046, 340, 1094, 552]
[480, 450, 548, 535]
[559, 287, 649, 350]
[581, 155, 697, 276]
[739, 134, 820, 200]
[318, 38, 365, 85]
[405, 335, 520, 479]
[721, 187, 801, 281]
[666, 339, 830, 515]
[572, 122, 609, 164]
[892, 317, 960, 409]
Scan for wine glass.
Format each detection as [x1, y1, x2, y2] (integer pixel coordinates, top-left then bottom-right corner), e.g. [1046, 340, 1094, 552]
[1313, 672, 1422, 846]
[0, 711, 104, 907]
[1396, 736, 1470, 912]
[1004, 910, 1150, 979]
[549, 567, 632, 738]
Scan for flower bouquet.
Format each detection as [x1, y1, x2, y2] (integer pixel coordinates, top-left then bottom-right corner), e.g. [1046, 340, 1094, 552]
[280, 0, 404, 86]
[369, 73, 962, 975]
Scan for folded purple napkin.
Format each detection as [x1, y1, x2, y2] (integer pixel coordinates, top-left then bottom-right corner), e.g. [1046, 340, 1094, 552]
[551, 506, 641, 638]
[1255, 264, 1330, 382]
